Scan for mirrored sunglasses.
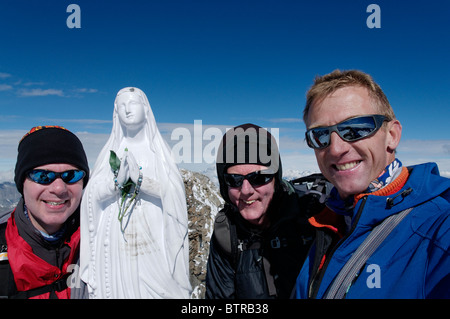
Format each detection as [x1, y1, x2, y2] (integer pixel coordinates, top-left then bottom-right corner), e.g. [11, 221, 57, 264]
[223, 170, 276, 188]
[305, 114, 388, 149]
[27, 169, 86, 185]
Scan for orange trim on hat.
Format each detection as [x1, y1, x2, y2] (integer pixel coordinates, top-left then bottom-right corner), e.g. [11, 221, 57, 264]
[20, 126, 68, 143]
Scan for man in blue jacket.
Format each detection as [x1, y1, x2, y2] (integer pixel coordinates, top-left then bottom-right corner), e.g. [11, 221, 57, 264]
[295, 69, 450, 298]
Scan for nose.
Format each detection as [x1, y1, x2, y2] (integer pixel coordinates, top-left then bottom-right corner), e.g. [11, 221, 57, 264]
[48, 178, 69, 196]
[124, 102, 131, 113]
[327, 132, 350, 156]
[239, 179, 255, 196]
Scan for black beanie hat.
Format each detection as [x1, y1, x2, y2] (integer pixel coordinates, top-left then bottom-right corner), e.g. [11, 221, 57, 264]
[216, 123, 282, 204]
[14, 126, 90, 194]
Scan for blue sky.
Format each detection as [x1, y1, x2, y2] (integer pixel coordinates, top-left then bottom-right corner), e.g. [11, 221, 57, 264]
[0, 0, 449, 180]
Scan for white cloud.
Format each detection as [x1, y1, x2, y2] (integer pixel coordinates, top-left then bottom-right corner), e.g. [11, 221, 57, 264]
[0, 169, 14, 183]
[16, 87, 100, 97]
[42, 118, 112, 125]
[0, 84, 13, 91]
[0, 72, 99, 98]
[73, 88, 98, 93]
[18, 88, 64, 97]
[441, 171, 450, 178]
[397, 139, 450, 156]
[0, 130, 27, 180]
[0, 115, 20, 122]
[267, 118, 303, 124]
[75, 132, 110, 168]
[0, 72, 11, 79]
[23, 81, 46, 86]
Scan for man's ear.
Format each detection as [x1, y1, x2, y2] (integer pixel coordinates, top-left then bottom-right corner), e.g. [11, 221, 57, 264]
[386, 119, 402, 153]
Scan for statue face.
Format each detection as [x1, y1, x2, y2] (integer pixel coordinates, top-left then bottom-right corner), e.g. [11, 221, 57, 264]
[116, 92, 147, 130]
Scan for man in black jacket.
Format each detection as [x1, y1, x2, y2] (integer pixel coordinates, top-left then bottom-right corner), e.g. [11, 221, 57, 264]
[205, 123, 316, 299]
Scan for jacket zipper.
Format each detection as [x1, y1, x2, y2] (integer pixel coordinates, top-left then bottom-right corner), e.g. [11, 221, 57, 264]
[308, 196, 368, 299]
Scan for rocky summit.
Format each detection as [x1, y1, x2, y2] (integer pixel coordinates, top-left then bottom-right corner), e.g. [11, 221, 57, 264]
[181, 169, 224, 299]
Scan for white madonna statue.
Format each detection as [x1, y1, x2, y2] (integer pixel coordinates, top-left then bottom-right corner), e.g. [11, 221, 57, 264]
[80, 87, 192, 298]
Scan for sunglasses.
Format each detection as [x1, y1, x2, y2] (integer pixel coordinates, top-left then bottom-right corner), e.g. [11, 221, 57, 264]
[223, 170, 276, 188]
[305, 114, 388, 149]
[27, 169, 86, 185]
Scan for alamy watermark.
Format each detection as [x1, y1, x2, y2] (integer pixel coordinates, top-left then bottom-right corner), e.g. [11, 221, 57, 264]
[170, 120, 280, 172]
[366, 264, 381, 289]
[66, 4, 381, 30]
[366, 4, 381, 29]
[66, 4, 81, 29]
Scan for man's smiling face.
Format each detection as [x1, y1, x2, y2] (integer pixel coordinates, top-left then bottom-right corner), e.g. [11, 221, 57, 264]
[306, 85, 401, 199]
[23, 163, 83, 234]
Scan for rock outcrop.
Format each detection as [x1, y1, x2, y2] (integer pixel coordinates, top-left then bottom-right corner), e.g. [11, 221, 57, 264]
[181, 169, 224, 299]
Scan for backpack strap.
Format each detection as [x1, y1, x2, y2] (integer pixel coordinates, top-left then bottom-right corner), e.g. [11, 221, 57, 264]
[213, 210, 241, 266]
[9, 273, 71, 299]
[323, 207, 414, 299]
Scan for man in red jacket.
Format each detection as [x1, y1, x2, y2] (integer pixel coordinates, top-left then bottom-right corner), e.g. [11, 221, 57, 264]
[0, 126, 89, 298]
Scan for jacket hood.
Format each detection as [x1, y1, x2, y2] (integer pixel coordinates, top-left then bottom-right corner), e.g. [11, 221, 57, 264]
[216, 123, 283, 205]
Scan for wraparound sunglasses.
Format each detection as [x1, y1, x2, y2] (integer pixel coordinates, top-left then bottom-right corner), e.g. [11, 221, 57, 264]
[305, 114, 388, 149]
[27, 169, 86, 185]
[223, 170, 276, 188]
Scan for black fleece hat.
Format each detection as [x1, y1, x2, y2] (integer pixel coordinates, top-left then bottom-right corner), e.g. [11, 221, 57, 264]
[14, 126, 90, 194]
[216, 123, 282, 204]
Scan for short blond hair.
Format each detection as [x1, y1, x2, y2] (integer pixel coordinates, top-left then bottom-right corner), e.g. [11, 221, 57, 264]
[303, 70, 396, 126]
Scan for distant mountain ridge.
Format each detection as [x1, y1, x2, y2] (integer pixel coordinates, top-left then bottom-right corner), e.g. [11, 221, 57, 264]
[0, 182, 20, 217]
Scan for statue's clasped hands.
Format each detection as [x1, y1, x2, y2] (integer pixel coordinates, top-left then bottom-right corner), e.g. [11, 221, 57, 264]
[110, 148, 143, 230]
[115, 149, 141, 188]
